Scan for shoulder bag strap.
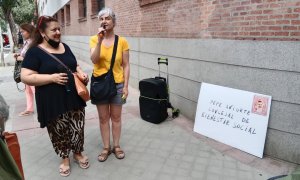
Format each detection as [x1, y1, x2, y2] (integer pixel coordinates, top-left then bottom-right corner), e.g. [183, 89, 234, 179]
[109, 35, 119, 71]
[37, 46, 72, 74]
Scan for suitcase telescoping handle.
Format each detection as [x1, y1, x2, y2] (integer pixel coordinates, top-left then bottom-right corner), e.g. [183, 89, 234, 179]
[157, 57, 180, 119]
[158, 57, 168, 65]
[158, 57, 168, 78]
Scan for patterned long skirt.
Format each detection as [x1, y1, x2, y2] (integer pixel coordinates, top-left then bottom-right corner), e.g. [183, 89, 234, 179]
[47, 108, 85, 159]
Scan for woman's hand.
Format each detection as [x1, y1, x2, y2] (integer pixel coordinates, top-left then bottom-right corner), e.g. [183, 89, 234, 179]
[16, 56, 23, 61]
[13, 53, 20, 58]
[122, 87, 129, 99]
[77, 72, 89, 85]
[97, 26, 106, 42]
[14, 53, 23, 61]
[76, 65, 89, 84]
[52, 73, 68, 85]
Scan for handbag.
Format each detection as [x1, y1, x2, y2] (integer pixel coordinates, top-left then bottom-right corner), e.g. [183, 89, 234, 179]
[73, 72, 90, 101]
[0, 133, 23, 180]
[13, 60, 25, 92]
[13, 60, 22, 83]
[37, 46, 90, 102]
[3, 132, 24, 180]
[90, 35, 119, 104]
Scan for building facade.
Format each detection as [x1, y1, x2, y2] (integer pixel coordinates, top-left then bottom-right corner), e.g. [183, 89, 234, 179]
[38, 0, 300, 164]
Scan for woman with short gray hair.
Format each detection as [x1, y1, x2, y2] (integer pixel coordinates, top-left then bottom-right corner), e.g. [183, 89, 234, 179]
[90, 7, 130, 162]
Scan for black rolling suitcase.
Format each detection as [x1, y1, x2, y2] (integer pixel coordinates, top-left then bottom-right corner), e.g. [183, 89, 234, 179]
[139, 58, 179, 124]
[139, 77, 168, 124]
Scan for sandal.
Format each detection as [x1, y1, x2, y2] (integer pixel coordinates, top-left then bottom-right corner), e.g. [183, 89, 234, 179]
[98, 147, 111, 162]
[112, 145, 125, 159]
[18, 111, 34, 116]
[73, 155, 90, 169]
[59, 163, 70, 177]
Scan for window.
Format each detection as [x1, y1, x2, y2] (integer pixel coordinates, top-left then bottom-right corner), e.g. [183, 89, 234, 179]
[91, 0, 105, 15]
[53, 14, 58, 20]
[139, 0, 166, 6]
[97, 0, 105, 12]
[78, 0, 87, 18]
[66, 4, 70, 25]
[61, 9, 65, 26]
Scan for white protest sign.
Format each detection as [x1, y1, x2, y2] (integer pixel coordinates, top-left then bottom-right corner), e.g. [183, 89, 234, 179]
[194, 83, 271, 158]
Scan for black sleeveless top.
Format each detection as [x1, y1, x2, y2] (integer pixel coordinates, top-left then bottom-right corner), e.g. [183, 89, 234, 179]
[22, 43, 86, 128]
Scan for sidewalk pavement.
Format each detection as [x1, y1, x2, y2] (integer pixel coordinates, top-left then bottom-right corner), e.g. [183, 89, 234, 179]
[2, 52, 17, 67]
[0, 54, 299, 180]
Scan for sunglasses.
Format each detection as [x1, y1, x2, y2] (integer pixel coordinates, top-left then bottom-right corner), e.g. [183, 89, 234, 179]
[37, 16, 53, 28]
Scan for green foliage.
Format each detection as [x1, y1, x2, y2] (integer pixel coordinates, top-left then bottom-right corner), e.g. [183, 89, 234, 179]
[0, 0, 34, 47]
[12, 0, 35, 25]
[0, 0, 19, 13]
[0, 0, 34, 25]
[0, 19, 7, 32]
[0, 7, 7, 31]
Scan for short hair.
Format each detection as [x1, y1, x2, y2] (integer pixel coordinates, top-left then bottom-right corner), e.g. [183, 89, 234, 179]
[98, 7, 116, 24]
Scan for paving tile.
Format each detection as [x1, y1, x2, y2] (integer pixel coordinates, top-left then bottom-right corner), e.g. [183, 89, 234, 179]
[209, 159, 223, 167]
[206, 173, 221, 180]
[147, 162, 164, 172]
[181, 154, 195, 163]
[173, 175, 190, 180]
[224, 160, 237, 169]
[161, 165, 177, 174]
[223, 168, 238, 177]
[175, 168, 190, 176]
[179, 161, 193, 170]
[191, 170, 205, 179]
[156, 173, 173, 180]
[207, 166, 223, 175]
[193, 162, 207, 171]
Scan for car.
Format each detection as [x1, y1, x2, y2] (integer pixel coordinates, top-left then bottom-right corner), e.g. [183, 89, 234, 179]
[2, 33, 9, 46]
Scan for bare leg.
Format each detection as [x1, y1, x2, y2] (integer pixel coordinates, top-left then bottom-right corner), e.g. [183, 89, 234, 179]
[96, 104, 111, 161]
[61, 158, 69, 166]
[111, 104, 125, 159]
[110, 104, 122, 147]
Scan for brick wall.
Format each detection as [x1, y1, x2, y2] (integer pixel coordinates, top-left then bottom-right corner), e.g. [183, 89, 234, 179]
[108, 0, 300, 41]
[57, 0, 300, 41]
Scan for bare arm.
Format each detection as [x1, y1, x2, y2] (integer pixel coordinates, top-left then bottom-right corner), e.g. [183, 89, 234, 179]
[21, 68, 68, 86]
[90, 27, 105, 64]
[90, 43, 101, 64]
[122, 50, 130, 97]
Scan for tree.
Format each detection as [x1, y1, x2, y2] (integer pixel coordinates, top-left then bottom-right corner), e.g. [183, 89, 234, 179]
[12, 0, 35, 25]
[0, 0, 20, 49]
[0, 18, 7, 32]
[0, 0, 35, 52]
[0, 11, 7, 32]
